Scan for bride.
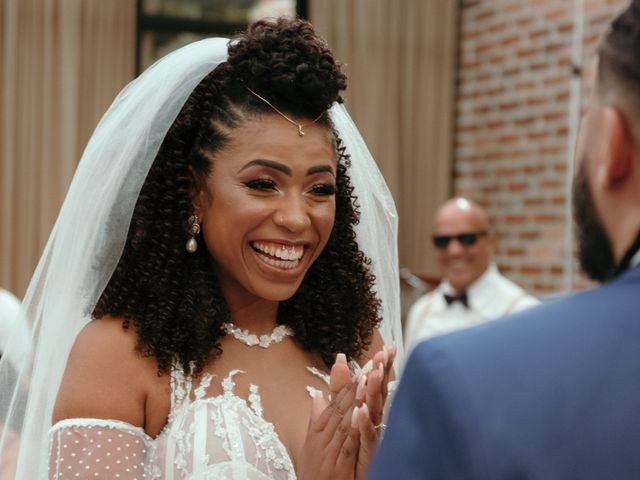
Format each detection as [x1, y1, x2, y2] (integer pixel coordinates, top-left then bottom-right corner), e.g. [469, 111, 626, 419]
[0, 17, 401, 479]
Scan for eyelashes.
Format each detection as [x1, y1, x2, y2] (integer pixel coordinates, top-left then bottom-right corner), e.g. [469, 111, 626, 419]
[244, 178, 277, 191]
[244, 178, 336, 196]
[311, 184, 336, 196]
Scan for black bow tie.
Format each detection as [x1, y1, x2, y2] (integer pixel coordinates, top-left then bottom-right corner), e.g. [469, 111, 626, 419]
[444, 291, 469, 308]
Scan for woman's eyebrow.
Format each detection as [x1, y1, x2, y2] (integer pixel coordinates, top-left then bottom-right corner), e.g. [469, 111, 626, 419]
[307, 165, 335, 177]
[238, 159, 335, 177]
[238, 159, 291, 175]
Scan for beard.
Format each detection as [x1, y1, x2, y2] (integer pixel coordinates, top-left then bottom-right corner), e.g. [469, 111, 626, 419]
[572, 163, 616, 282]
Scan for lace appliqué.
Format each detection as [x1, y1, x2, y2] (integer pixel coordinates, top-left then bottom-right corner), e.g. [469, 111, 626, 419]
[163, 366, 296, 480]
[306, 367, 330, 398]
[222, 322, 294, 348]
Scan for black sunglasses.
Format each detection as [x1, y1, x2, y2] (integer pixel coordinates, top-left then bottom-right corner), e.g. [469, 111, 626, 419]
[432, 231, 488, 249]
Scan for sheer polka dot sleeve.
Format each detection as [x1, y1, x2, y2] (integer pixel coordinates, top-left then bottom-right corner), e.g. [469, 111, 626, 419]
[48, 418, 159, 479]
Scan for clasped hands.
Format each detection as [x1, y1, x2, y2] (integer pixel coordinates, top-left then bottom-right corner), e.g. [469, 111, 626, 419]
[297, 345, 396, 480]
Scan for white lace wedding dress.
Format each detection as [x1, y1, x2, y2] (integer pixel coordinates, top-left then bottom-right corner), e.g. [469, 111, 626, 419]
[48, 366, 334, 480]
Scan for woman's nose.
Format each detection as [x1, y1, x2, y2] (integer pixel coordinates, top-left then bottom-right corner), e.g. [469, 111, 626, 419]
[273, 197, 312, 233]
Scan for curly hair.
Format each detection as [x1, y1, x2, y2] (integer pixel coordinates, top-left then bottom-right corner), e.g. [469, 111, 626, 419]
[93, 17, 381, 373]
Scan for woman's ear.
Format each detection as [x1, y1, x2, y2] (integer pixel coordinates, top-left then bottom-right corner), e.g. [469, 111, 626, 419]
[191, 189, 202, 218]
[189, 167, 207, 220]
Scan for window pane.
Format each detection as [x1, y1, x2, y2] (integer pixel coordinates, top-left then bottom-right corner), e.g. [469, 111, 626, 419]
[139, 31, 212, 71]
[137, 0, 300, 71]
[141, 0, 296, 23]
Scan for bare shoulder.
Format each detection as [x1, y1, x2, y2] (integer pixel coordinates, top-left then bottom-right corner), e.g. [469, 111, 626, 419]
[356, 329, 398, 379]
[364, 328, 385, 360]
[52, 316, 161, 428]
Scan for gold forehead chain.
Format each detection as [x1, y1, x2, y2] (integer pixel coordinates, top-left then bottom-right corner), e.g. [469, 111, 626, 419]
[246, 86, 324, 137]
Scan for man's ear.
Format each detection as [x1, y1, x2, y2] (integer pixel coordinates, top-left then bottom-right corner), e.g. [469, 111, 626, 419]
[601, 106, 635, 190]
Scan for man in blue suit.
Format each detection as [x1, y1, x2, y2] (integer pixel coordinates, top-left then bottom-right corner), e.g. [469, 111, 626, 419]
[370, 2, 640, 479]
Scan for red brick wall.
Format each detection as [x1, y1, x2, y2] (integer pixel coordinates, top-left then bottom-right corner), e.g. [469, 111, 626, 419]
[454, 0, 628, 297]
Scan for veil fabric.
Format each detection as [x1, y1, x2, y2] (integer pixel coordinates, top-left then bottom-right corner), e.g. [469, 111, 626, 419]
[0, 36, 401, 479]
[329, 104, 403, 363]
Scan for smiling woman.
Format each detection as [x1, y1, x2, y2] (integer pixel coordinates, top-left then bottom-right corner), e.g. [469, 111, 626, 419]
[0, 17, 401, 480]
[195, 117, 337, 305]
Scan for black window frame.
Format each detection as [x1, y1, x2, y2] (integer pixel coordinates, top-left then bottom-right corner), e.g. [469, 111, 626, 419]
[135, 0, 308, 74]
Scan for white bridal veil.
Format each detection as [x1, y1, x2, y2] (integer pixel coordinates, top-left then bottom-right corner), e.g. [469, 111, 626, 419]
[0, 36, 401, 479]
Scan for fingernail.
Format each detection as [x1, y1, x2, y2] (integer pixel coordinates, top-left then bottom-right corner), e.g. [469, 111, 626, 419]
[351, 406, 359, 427]
[312, 391, 324, 409]
[382, 345, 389, 365]
[336, 353, 347, 365]
[356, 374, 367, 400]
[361, 402, 370, 418]
[378, 362, 384, 377]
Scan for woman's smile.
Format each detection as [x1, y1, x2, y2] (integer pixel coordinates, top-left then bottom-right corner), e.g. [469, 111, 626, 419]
[251, 240, 307, 269]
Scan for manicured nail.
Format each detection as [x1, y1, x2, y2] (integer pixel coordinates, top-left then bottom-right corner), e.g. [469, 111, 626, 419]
[378, 362, 384, 378]
[336, 353, 347, 365]
[356, 374, 367, 400]
[382, 345, 389, 365]
[361, 402, 370, 418]
[351, 406, 359, 427]
[312, 391, 324, 409]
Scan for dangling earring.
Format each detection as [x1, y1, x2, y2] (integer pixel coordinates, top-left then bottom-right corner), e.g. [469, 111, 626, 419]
[186, 215, 200, 253]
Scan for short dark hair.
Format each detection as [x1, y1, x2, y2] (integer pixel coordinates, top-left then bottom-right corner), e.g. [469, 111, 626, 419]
[93, 18, 381, 374]
[598, 1, 640, 103]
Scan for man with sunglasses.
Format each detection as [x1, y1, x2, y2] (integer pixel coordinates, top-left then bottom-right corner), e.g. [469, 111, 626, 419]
[371, 2, 640, 478]
[404, 197, 538, 351]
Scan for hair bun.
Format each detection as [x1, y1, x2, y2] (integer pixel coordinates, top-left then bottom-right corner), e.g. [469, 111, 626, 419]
[225, 17, 347, 116]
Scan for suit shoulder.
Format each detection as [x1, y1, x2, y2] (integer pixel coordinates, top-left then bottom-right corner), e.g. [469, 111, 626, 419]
[415, 284, 632, 378]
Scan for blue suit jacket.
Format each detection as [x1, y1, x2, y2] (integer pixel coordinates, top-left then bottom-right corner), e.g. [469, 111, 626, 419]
[370, 265, 640, 479]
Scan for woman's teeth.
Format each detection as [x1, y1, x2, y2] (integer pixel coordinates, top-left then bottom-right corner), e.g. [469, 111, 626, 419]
[252, 241, 305, 268]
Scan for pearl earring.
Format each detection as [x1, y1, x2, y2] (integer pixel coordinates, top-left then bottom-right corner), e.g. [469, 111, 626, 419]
[186, 215, 200, 253]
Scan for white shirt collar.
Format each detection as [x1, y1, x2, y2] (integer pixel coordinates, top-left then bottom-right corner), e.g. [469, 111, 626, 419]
[467, 263, 501, 309]
[440, 263, 498, 298]
[439, 263, 508, 314]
